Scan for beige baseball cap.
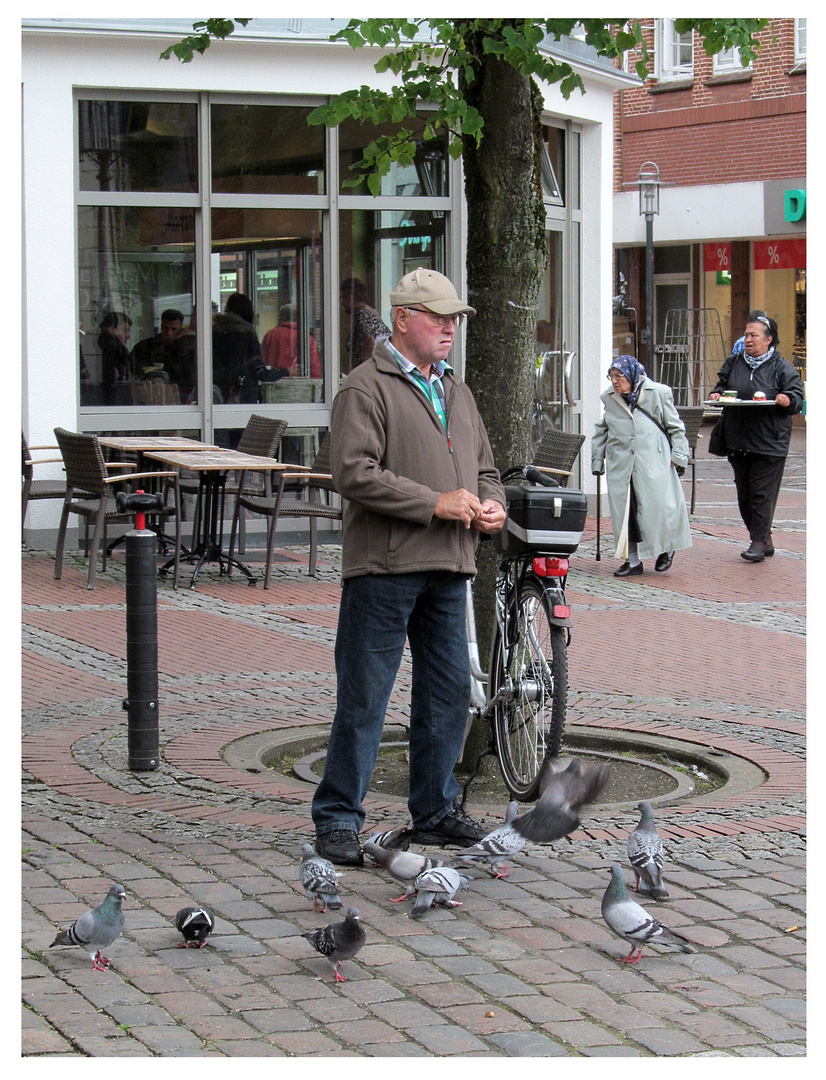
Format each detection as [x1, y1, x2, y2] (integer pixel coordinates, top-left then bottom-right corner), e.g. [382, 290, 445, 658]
[390, 268, 476, 317]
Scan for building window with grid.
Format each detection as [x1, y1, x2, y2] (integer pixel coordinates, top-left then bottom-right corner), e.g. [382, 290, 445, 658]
[655, 19, 694, 82]
[713, 46, 751, 76]
[794, 18, 806, 64]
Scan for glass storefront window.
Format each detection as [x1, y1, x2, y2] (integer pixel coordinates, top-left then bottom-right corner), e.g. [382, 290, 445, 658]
[211, 104, 325, 195]
[338, 115, 447, 197]
[78, 100, 198, 193]
[338, 207, 446, 373]
[77, 206, 195, 406]
[211, 207, 324, 409]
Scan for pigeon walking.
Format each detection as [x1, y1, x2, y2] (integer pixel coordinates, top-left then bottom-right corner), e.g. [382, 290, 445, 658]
[362, 825, 411, 851]
[410, 867, 469, 918]
[175, 906, 215, 948]
[302, 906, 366, 983]
[50, 884, 125, 971]
[601, 864, 696, 964]
[456, 801, 525, 878]
[512, 757, 610, 843]
[362, 841, 439, 901]
[626, 801, 668, 899]
[299, 843, 343, 913]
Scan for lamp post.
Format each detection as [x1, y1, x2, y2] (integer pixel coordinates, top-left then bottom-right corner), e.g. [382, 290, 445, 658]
[638, 161, 660, 372]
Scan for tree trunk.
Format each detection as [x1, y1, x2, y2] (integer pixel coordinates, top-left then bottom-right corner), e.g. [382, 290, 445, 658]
[459, 32, 548, 771]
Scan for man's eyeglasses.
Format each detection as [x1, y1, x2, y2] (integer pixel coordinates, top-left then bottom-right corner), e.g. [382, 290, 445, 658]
[403, 307, 464, 329]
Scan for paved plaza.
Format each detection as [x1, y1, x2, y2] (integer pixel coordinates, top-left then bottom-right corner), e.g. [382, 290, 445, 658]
[22, 429, 806, 1057]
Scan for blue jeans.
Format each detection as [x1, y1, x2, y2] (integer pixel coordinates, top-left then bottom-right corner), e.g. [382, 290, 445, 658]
[312, 571, 471, 835]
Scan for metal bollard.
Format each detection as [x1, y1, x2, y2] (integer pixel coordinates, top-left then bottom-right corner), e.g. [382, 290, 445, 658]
[116, 490, 165, 771]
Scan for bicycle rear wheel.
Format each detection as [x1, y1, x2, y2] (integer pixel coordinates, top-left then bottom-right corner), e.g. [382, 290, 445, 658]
[491, 577, 568, 800]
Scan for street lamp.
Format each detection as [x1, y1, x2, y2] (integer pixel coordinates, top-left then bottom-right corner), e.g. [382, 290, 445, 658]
[638, 161, 660, 368]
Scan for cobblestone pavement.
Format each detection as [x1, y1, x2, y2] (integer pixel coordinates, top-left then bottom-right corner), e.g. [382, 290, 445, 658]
[22, 430, 806, 1057]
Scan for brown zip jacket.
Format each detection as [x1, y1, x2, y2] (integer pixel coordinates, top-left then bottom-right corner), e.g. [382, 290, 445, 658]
[331, 339, 505, 579]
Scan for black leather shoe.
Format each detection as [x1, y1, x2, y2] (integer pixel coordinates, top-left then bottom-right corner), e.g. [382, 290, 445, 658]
[614, 561, 644, 577]
[655, 552, 674, 573]
[741, 541, 765, 563]
[409, 802, 487, 848]
[315, 829, 364, 866]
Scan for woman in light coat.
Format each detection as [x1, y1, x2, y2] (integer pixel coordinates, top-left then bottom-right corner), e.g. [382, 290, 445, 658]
[591, 355, 691, 577]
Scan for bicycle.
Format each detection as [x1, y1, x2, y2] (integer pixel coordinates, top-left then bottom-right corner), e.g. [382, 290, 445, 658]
[461, 464, 586, 802]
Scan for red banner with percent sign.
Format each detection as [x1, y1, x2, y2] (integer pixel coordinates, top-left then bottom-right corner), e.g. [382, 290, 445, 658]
[753, 238, 806, 270]
[703, 243, 731, 272]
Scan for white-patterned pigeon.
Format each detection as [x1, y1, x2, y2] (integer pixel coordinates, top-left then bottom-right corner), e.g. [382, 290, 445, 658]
[299, 843, 343, 913]
[362, 841, 439, 901]
[175, 906, 215, 948]
[456, 801, 525, 878]
[601, 864, 696, 964]
[362, 825, 411, 851]
[410, 867, 469, 918]
[50, 884, 125, 971]
[512, 757, 610, 843]
[302, 906, 366, 983]
[626, 801, 668, 899]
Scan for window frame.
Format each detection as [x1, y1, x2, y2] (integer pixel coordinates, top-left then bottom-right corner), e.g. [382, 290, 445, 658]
[655, 19, 694, 83]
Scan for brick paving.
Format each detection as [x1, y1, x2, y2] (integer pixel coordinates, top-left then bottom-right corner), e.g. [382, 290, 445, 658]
[21, 429, 805, 1057]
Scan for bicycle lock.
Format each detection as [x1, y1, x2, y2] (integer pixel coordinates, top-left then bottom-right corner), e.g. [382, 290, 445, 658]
[115, 489, 164, 772]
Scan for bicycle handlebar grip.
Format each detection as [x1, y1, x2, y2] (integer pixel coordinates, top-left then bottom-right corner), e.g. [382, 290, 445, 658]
[524, 466, 560, 488]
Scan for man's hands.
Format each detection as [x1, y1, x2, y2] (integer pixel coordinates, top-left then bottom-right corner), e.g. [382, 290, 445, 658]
[434, 490, 506, 533]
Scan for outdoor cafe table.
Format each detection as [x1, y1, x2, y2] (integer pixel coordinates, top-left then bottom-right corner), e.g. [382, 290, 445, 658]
[143, 449, 300, 588]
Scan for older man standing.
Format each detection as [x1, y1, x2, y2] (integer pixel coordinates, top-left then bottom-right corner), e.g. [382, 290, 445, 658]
[312, 268, 507, 866]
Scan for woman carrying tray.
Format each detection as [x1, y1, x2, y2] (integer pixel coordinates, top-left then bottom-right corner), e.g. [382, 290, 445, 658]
[708, 311, 803, 563]
[591, 354, 691, 577]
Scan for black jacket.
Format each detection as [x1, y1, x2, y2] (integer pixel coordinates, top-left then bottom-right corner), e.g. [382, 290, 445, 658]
[712, 351, 803, 458]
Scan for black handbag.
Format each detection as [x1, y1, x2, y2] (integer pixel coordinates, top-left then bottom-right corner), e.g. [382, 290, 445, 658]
[708, 414, 727, 456]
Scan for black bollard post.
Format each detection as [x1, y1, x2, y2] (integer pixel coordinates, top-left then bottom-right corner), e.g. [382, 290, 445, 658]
[116, 490, 165, 772]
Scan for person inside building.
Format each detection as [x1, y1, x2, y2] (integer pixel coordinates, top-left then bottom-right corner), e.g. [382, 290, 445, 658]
[261, 303, 321, 378]
[708, 311, 803, 562]
[212, 292, 285, 408]
[339, 277, 391, 370]
[97, 311, 134, 404]
[311, 268, 506, 866]
[591, 354, 691, 576]
[131, 308, 184, 379]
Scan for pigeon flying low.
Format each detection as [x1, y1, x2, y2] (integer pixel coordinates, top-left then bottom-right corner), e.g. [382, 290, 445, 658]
[175, 906, 215, 948]
[457, 801, 525, 878]
[601, 864, 696, 964]
[512, 757, 611, 843]
[299, 843, 343, 913]
[362, 841, 439, 901]
[50, 884, 126, 971]
[410, 866, 469, 918]
[302, 906, 366, 983]
[626, 801, 668, 899]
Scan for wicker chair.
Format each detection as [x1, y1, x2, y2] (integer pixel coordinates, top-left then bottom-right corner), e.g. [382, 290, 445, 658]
[180, 414, 288, 552]
[22, 431, 65, 541]
[677, 406, 705, 515]
[53, 428, 182, 590]
[228, 430, 340, 585]
[531, 429, 585, 486]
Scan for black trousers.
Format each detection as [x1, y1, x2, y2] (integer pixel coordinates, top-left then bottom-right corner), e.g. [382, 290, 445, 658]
[728, 452, 787, 544]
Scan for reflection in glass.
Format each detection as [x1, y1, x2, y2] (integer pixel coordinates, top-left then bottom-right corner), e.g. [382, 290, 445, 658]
[211, 105, 325, 195]
[338, 115, 447, 197]
[78, 206, 195, 406]
[339, 208, 445, 373]
[211, 208, 324, 405]
[78, 100, 198, 193]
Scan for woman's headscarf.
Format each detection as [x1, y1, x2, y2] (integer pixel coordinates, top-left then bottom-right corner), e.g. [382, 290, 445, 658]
[608, 354, 647, 410]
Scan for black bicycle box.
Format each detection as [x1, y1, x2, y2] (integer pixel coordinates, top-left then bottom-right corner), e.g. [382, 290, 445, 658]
[492, 484, 587, 556]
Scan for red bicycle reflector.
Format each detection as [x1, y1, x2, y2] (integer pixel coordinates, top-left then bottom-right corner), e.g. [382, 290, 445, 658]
[532, 557, 569, 577]
[553, 604, 571, 619]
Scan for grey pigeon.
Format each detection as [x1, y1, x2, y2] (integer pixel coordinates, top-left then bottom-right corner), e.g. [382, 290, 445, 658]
[456, 801, 525, 878]
[175, 906, 215, 948]
[626, 801, 668, 899]
[362, 841, 439, 901]
[362, 825, 411, 851]
[299, 843, 343, 913]
[601, 864, 696, 964]
[302, 906, 366, 983]
[512, 757, 610, 843]
[50, 884, 125, 971]
[410, 867, 469, 918]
